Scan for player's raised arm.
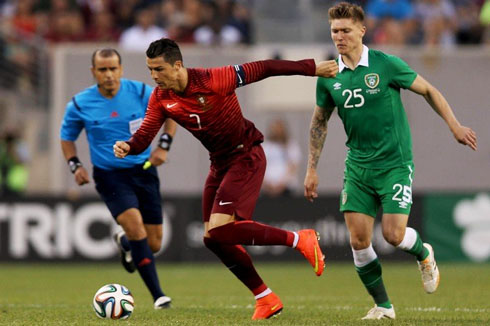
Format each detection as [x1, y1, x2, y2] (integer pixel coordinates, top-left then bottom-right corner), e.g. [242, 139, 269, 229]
[409, 75, 477, 151]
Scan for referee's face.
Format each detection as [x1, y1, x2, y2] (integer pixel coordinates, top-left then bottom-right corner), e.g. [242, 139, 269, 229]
[330, 18, 366, 55]
[91, 54, 123, 98]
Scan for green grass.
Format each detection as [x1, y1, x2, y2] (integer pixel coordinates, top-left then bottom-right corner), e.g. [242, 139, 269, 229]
[0, 262, 489, 325]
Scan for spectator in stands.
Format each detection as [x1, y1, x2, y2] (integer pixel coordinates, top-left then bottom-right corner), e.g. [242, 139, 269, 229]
[44, 9, 85, 42]
[227, 0, 252, 44]
[365, 0, 416, 44]
[160, 0, 201, 43]
[194, 0, 242, 45]
[262, 119, 301, 197]
[119, 5, 168, 51]
[9, 0, 38, 38]
[454, 0, 484, 44]
[78, 0, 118, 29]
[0, 127, 29, 197]
[85, 9, 121, 42]
[414, 0, 458, 47]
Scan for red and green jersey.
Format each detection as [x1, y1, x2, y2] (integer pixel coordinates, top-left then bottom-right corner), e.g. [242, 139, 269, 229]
[316, 47, 417, 169]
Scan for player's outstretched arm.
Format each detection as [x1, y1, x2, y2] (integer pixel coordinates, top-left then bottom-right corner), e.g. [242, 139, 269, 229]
[113, 141, 130, 158]
[304, 104, 333, 202]
[315, 60, 338, 78]
[409, 75, 477, 151]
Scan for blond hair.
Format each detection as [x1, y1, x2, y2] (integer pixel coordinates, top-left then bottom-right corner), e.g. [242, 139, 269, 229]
[328, 2, 365, 23]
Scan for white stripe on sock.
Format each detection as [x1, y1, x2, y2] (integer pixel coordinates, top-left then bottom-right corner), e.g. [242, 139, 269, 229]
[352, 244, 377, 267]
[397, 227, 417, 250]
[292, 232, 299, 248]
[255, 288, 272, 300]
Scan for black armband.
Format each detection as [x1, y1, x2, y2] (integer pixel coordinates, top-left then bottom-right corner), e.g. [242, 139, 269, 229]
[67, 156, 83, 174]
[158, 133, 173, 151]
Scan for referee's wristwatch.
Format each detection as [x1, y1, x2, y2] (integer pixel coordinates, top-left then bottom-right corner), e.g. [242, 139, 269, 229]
[68, 156, 83, 174]
[158, 133, 173, 151]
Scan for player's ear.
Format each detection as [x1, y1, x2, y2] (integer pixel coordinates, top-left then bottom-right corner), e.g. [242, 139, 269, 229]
[173, 60, 183, 70]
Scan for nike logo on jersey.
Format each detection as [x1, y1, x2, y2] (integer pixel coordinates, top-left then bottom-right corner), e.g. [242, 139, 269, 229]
[166, 103, 178, 108]
[219, 200, 233, 206]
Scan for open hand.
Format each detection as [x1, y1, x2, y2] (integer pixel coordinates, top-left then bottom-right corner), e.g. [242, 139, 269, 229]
[453, 125, 477, 151]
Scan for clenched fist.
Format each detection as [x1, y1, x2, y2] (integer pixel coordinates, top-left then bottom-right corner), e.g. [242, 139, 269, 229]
[113, 141, 130, 158]
[315, 60, 338, 78]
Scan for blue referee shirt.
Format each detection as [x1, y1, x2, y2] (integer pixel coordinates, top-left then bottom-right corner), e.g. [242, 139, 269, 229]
[60, 79, 153, 170]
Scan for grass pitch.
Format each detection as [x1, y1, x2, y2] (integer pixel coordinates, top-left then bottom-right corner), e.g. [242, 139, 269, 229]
[0, 262, 489, 325]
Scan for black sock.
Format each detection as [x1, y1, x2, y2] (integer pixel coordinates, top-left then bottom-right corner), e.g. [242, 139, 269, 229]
[129, 238, 164, 301]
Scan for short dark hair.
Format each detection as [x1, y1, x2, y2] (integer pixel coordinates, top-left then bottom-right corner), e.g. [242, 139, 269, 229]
[146, 38, 183, 65]
[328, 2, 365, 23]
[91, 48, 121, 67]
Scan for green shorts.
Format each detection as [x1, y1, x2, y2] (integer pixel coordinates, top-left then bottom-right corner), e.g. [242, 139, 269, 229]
[340, 161, 414, 218]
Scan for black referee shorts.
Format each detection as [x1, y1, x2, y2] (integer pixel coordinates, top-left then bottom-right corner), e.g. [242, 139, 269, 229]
[93, 165, 163, 224]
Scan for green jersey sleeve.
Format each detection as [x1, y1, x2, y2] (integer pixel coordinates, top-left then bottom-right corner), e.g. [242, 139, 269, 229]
[387, 55, 417, 89]
[316, 77, 334, 109]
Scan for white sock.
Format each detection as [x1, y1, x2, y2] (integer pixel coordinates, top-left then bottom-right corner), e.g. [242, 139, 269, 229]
[255, 288, 272, 300]
[352, 243, 377, 267]
[291, 232, 299, 248]
[396, 227, 417, 250]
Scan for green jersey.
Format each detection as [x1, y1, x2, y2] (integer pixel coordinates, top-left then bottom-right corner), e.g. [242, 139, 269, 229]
[316, 46, 417, 169]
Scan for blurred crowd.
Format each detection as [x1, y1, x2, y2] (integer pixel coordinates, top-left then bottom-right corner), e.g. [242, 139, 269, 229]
[0, 0, 252, 48]
[360, 0, 490, 46]
[1, 0, 490, 49]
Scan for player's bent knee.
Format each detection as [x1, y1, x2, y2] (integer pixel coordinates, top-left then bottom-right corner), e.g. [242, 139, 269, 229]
[148, 239, 162, 253]
[350, 239, 371, 250]
[382, 229, 404, 246]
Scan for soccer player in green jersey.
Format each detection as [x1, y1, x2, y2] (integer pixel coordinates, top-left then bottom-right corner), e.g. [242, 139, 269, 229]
[304, 2, 477, 320]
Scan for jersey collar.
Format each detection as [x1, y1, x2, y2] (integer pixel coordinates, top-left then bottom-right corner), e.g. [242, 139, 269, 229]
[338, 45, 369, 72]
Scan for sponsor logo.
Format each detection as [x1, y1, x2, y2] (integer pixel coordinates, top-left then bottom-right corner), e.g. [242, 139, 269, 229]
[454, 193, 490, 262]
[399, 201, 409, 209]
[333, 82, 342, 90]
[166, 103, 178, 108]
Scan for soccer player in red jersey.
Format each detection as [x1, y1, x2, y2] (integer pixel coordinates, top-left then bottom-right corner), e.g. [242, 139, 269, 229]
[114, 38, 338, 320]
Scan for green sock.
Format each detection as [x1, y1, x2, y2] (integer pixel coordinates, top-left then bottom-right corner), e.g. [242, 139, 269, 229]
[403, 230, 429, 261]
[355, 258, 391, 308]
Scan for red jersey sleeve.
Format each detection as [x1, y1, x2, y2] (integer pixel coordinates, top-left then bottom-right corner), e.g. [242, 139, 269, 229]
[208, 59, 316, 95]
[127, 90, 167, 155]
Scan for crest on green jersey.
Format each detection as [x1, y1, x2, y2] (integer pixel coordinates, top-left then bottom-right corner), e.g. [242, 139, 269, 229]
[364, 73, 379, 89]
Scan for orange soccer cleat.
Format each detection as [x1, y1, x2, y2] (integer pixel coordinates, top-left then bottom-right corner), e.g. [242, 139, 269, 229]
[296, 229, 325, 276]
[251, 292, 283, 320]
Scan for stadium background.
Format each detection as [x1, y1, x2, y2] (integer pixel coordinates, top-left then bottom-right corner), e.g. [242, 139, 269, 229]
[0, 2, 489, 265]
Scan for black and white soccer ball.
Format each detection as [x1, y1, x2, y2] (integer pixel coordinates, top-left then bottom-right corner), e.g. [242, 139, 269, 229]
[92, 284, 134, 319]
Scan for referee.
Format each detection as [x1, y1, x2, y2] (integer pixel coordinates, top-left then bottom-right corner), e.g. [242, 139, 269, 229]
[60, 48, 177, 309]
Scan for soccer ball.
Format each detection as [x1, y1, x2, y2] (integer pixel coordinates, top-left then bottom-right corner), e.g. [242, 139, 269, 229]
[92, 284, 134, 319]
